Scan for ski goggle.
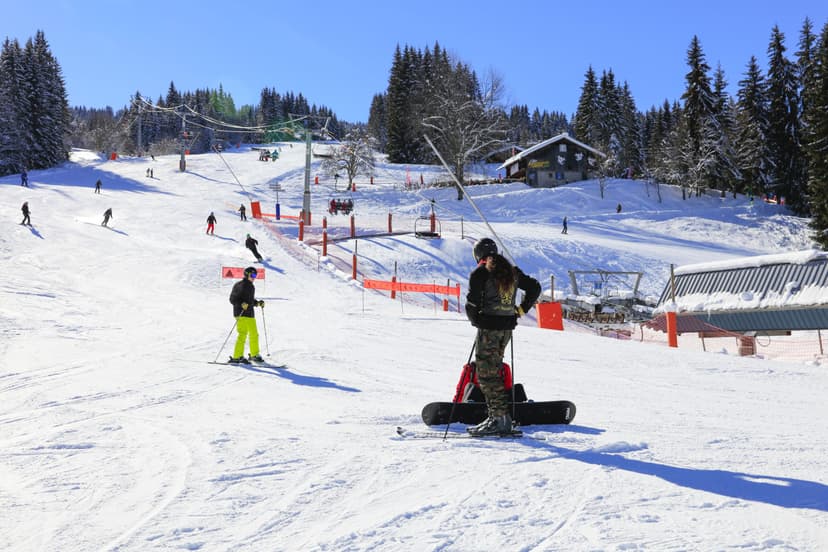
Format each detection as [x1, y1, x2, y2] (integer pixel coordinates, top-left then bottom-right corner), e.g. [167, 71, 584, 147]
[248, 271, 257, 279]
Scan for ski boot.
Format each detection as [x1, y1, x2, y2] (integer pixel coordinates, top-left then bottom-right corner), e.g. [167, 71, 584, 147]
[467, 414, 515, 437]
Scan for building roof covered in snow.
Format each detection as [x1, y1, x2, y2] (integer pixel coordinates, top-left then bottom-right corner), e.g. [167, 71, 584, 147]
[496, 132, 605, 171]
[652, 250, 828, 332]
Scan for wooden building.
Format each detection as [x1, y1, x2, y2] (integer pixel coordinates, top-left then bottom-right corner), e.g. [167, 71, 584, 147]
[497, 132, 606, 187]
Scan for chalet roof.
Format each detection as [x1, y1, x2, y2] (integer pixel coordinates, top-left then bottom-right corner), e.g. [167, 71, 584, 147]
[654, 250, 828, 332]
[497, 132, 606, 170]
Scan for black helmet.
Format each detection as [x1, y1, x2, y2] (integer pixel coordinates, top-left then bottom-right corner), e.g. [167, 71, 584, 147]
[473, 238, 498, 262]
[244, 266, 257, 277]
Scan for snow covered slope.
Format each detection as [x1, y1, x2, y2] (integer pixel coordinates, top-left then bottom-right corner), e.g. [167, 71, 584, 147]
[1, 147, 825, 551]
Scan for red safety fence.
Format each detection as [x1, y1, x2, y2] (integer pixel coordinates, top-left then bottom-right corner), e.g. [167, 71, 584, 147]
[221, 266, 266, 279]
[363, 279, 460, 296]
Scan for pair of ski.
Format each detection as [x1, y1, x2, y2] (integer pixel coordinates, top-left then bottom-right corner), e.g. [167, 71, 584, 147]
[396, 426, 524, 440]
[209, 358, 283, 370]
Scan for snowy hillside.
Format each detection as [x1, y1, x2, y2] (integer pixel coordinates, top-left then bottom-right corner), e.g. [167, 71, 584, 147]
[1, 146, 826, 551]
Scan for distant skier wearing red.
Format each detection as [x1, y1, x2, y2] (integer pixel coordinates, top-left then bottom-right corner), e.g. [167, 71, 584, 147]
[206, 212, 217, 235]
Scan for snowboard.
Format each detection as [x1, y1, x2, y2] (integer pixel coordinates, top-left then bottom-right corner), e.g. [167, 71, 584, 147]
[421, 400, 576, 426]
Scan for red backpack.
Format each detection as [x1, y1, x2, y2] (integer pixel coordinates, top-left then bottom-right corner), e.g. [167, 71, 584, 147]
[452, 362, 526, 403]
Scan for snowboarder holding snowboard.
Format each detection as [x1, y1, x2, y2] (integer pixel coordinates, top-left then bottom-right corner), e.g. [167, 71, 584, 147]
[464, 238, 541, 436]
[228, 266, 265, 363]
[21, 201, 31, 225]
[245, 233, 263, 262]
[206, 212, 217, 235]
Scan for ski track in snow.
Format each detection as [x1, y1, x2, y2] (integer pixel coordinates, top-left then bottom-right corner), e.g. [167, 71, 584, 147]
[1, 147, 826, 551]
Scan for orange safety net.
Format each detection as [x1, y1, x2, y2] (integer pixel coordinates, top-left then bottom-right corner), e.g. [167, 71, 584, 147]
[363, 278, 459, 296]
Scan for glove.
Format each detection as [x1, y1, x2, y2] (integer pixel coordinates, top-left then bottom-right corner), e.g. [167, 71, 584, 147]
[515, 305, 525, 318]
[256, 300, 265, 308]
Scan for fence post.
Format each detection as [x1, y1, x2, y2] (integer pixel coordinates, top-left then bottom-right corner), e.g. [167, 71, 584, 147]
[388, 212, 393, 233]
[350, 214, 356, 238]
[666, 312, 678, 348]
[298, 218, 304, 242]
[352, 241, 358, 280]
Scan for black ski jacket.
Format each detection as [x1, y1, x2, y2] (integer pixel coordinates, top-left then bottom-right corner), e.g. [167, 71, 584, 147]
[465, 264, 541, 330]
[229, 279, 257, 317]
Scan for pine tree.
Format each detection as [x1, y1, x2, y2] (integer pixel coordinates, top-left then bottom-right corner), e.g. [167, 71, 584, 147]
[0, 38, 26, 174]
[385, 45, 420, 163]
[735, 56, 772, 199]
[366, 93, 387, 151]
[766, 25, 805, 212]
[803, 22, 828, 248]
[796, 17, 818, 214]
[709, 64, 740, 195]
[573, 66, 599, 146]
[681, 36, 719, 194]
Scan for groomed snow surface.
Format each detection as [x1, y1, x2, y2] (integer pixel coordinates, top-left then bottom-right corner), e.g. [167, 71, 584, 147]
[2, 146, 826, 551]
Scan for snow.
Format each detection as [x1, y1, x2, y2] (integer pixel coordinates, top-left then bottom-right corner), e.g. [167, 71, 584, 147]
[2, 145, 826, 551]
[675, 249, 827, 275]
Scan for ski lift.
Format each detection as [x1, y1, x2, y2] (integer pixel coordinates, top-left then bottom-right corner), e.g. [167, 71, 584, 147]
[327, 195, 354, 216]
[414, 216, 441, 239]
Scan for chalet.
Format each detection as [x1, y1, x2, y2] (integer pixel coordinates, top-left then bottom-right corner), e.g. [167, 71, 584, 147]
[647, 250, 828, 334]
[497, 132, 606, 187]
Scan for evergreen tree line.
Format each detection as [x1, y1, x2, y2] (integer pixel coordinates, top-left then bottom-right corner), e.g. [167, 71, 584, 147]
[367, 42, 571, 165]
[573, 17, 828, 238]
[74, 83, 344, 157]
[0, 31, 71, 175]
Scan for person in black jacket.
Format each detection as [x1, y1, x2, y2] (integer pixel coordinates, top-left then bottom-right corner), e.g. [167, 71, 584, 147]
[21, 201, 31, 225]
[101, 208, 113, 227]
[228, 266, 265, 363]
[464, 238, 541, 436]
[245, 233, 263, 261]
[206, 212, 217, 235]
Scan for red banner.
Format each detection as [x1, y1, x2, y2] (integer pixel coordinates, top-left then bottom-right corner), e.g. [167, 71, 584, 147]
[221, 267, 266, 279]
[363, 278, 459, 296]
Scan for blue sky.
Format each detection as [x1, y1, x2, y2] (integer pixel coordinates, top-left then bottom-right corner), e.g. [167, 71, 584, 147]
[4, 1, 825, 123]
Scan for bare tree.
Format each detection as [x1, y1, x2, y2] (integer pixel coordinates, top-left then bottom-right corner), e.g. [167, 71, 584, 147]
[423, 66, 508, 199]
[321, 128, 376, 191]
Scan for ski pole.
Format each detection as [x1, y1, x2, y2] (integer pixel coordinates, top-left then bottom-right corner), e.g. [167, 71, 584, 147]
[510, 337, 516, 422]
[259, 303, 270, 356]
[443, 339, 477, 440]
[214, 317, 240, 363]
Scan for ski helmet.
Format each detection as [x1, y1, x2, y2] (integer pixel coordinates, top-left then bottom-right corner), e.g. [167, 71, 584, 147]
[473, 238, 498, 262]
[244, 266, 257, 278]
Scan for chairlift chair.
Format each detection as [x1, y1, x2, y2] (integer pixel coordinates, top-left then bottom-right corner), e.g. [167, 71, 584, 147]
[414, 216, 441, 239]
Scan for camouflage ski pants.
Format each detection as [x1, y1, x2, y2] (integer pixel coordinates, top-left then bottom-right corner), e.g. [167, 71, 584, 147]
[474, 328, 512, 417]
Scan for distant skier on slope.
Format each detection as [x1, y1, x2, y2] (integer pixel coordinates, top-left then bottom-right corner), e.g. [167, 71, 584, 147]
[206, 212, 217, 235]
[245, 233, 263, 262]
[21, 201, 31, 225]
[102, 208, 113, 227]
